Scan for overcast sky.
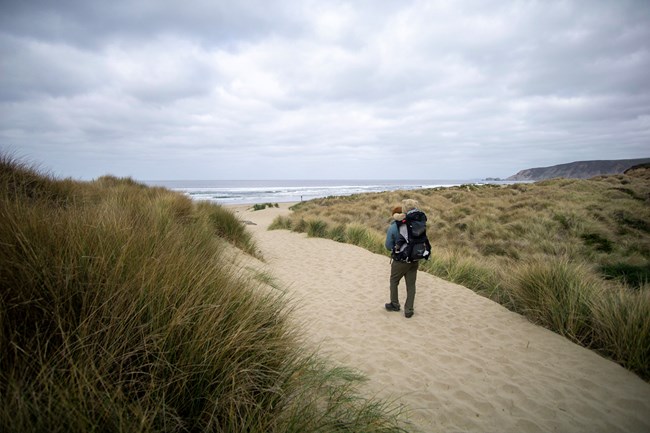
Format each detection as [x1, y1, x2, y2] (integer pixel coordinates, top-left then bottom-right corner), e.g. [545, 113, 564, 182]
[1, 0, 649, 180]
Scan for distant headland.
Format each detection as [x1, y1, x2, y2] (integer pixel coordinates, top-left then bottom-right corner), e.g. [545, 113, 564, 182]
[506, 158, 650, 181]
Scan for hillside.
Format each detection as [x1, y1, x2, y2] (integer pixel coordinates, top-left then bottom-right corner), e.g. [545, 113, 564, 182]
[270, 170, 650, 380]
[507, 158, 650, 181]
[0, 156, 405, 432]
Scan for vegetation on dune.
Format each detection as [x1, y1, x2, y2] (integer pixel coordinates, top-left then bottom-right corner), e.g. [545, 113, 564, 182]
[0, 155, 407, 433]
[270, 167, 650, 380]
[251, 202, 279, 211]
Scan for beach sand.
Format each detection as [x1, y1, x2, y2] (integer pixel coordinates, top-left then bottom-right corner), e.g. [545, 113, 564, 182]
[231, 203, 650, 433]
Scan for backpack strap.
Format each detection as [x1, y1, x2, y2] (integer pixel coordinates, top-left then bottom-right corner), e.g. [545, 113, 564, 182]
[391, 219, 410, 262]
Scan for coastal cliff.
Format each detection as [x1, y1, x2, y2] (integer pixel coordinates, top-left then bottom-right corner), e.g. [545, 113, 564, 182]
[507, 158, 650, 181]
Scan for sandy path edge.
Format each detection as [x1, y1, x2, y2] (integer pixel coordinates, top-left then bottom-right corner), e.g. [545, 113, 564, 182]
[230, 203, 650, 433]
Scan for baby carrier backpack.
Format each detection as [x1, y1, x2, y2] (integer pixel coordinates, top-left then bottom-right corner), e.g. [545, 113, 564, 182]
[392, 209, 432, 262]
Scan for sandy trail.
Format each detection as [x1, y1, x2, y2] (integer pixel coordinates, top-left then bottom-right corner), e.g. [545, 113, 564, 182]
[232, 203, 650, 433]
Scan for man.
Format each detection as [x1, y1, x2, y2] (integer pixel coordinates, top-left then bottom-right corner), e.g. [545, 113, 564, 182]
[384, 199, 425, 318]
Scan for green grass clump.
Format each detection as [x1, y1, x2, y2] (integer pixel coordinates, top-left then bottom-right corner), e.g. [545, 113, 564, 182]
[329, 224, 347, 242]
[600, 262, 650, 288]
[0, 155, 407, 432]
[420, 250, 504, 302]
[251, 202, 279, 211]
[505, 258, 598, 345]
[345, 224, 386, 255]
[268, 215, 292, 230]
[581, 232, 614, 253]
[592, 287, 650, 376]
[307, 219, 329, 238]
[196, 201, 258, 256]
[269, 169, 650, 380]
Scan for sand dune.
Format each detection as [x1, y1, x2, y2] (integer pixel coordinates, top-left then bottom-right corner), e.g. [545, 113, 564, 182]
[232, 203, 650, 433]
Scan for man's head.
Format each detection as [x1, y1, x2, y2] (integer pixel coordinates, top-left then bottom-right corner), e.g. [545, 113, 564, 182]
[402, 199, 419, 213]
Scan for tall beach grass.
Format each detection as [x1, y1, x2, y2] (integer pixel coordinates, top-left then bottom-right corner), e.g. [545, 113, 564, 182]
[0, 155, 407, 432]
[270, 168, 650, 380]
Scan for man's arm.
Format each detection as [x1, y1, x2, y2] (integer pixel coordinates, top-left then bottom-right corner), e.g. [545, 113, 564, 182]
[385, 223, 397, 251]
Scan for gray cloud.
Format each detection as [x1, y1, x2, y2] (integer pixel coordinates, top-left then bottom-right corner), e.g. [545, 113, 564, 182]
[0, 0, 303, 47]
[1, 0, 649, 180]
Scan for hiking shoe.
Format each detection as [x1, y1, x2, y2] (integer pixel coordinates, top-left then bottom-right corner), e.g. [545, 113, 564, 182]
[405, 311, 414, 318]
[385, 303, 400, 312]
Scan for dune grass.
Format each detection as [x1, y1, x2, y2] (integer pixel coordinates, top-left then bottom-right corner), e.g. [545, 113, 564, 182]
[270, 168, 650, 380]
[251, 202, 279, 211]
[505, 257, 599, 346]
[0, 155, 407, 432]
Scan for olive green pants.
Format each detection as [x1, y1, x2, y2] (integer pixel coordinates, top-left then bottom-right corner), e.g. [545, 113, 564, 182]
[389, 260, 419, 313]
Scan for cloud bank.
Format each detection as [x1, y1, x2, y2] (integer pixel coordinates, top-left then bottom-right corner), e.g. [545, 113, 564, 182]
[1, 0, 649, 179]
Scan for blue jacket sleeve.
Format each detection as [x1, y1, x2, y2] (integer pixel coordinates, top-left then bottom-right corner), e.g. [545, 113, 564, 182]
[385, 222, 398, 251]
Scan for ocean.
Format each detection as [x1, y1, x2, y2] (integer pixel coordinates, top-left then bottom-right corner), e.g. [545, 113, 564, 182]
[145, 179, 512, 205]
